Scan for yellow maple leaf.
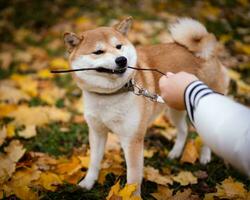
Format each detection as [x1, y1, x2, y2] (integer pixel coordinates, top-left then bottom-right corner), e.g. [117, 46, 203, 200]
[144, 166, 173, 185]
[0, 104, 17, 118]
[37, 68, 53, 79]
[18, 125, 37, 139]
[106, 180, 141, 200]
[151, 185, 173, 200]
[200, 3, 221, 20]
[235, 41, 250, 55]
[4, 140, 26, 162]
[0, 127, 7, 146]
[0, 140, 26, 184]
[37, 172, 62, 191]
[61, 170, 86, 184]
[180, 139, 199, 164]
[118, 183, 138, 200]
[11, 74, 38, 97]
[12, 186, 38, 200]
[50, 58, 69, 70]
[205, 176, 248, 199]
[172, 171, 197, 186]
[3, 165, 41, 200]
[56, 155, 82, 175]
[78, 155, 90, 169]
[39, 86, 66, 105]
[0, 85, 30, 103]
[7, 105, 71, 126]
[144, 149, 156, 158]
[6, 124, 15, 138]
[107, 180, 121, 200]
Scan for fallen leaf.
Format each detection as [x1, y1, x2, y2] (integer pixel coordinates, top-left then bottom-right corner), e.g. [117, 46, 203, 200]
[205, 177, 248, 199]
[37, 69, 54, 79]
[235, 41, 250, 55]
[56, 155, 82, 175]
[144, 166, 173, 185]
[0, 85, 30, 103]
[144, 149, 156, 158]
[37, 172, 62, 191]
[0, 52, 13, 69]
[39, 85, 66, 105]
[151, 185, 173, 200]
[11, 74, 38, 97]
[18, 125, 37, 139]
[180, 139, 199, 164]
[107, 180, 141, 200]
[0, 103, 17, 118]
[50, 58, 69, 69]
[78, 155, 90, 169]
[7, 105, 71, 126]
[0, 127, 7, 146]
[0, 140, 26, 184]
[6, 124, 15, 138]
[107, 180, 121, 200]
[172, 171, 197, 186]
[118, 183, 139, 200]
[169, 188, 198, 200]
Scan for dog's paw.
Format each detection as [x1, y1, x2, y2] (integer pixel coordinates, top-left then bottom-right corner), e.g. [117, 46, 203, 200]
[168, 149, 182, 159]
[199, 146, 211, 164]
[78, 178, 95, 190]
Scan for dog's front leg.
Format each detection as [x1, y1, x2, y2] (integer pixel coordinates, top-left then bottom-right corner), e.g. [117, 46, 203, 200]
[120, 135, 144, 196]
[79, 126, 108, 190]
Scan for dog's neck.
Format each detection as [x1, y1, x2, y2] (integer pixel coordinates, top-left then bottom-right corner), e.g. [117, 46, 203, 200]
[88, 79, 134, 96]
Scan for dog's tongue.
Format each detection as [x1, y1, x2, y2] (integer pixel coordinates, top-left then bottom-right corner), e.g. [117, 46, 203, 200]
[96, 67, 127, 74]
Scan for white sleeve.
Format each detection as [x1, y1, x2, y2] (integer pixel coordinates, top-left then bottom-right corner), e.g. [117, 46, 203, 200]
[185, 81, 250, 177]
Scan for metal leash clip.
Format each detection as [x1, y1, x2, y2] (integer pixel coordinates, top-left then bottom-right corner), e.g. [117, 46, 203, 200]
[130, 80, 165, 104]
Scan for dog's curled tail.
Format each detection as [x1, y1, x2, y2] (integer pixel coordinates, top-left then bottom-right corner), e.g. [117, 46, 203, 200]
[169, 18, 217, 60]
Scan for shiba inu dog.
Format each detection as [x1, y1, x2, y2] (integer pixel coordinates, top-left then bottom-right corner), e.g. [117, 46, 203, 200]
[63, 17, 229, 195]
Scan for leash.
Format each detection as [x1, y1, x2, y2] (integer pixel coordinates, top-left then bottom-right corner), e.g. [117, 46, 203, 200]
[50, 66, 166, 104]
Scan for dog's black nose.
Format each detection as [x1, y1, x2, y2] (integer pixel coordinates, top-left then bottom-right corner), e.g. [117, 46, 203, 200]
[115, 56, 127, 68]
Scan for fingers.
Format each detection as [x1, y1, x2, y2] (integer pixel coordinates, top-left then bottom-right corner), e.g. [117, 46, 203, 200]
[166, 72, 174, 77]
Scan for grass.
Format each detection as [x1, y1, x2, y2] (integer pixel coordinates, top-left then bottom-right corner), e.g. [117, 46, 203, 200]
[23, 123, 89, 157]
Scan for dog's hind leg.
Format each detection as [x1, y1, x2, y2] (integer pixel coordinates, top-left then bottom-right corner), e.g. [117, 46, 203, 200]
[119, 134, 144, 196]
[79, 125, 108, 190]
[167, 108, 188, 159]
[200, 144, 211, 164]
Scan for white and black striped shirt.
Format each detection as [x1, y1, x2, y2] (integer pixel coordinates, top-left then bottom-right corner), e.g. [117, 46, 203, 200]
[184, 81, 250, 177]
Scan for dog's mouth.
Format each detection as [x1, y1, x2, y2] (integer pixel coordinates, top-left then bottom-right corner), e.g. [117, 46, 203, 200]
[96, 66, 127, 74]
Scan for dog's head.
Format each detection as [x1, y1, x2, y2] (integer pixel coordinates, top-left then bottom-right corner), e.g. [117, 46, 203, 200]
[64, 17, 137, 94]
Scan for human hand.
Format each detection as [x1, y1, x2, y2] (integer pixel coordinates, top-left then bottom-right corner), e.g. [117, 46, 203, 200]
[159, 71, 199, 110]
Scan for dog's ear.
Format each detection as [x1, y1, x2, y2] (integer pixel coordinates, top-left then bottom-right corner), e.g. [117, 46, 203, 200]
[115, 16, 133, 36]
[63, 32, 83, 52]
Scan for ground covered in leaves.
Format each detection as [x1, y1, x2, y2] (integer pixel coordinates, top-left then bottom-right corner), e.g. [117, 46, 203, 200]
[0, 0, 250, 199]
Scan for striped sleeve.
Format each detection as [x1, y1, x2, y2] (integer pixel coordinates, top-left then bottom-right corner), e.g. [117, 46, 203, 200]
[184, 81, 214, 124]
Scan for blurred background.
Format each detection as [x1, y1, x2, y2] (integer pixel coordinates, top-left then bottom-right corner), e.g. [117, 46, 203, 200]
[0, 1, 250, 200]
[0, 0, 250, 102]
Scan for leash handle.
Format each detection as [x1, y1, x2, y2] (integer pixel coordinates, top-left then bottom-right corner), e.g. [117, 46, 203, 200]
[130, 80, 165, 104]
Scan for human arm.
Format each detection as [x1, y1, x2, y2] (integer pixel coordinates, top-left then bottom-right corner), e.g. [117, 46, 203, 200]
[159, 72, 250, 177]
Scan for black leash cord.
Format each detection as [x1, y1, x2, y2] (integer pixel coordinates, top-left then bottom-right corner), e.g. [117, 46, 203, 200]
[50, 66, 166, 76]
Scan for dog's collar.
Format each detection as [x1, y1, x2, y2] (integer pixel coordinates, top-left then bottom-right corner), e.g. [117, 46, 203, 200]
[90, 79, 135, 96]
[89, 79, 165, 103]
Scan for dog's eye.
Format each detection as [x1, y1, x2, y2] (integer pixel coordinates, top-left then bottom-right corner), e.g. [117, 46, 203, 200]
[93, 50, 105, 55]
[116, 44, 122, 49]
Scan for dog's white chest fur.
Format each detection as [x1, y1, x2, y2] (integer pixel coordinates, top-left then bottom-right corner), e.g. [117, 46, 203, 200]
[83, 91, 141, 137]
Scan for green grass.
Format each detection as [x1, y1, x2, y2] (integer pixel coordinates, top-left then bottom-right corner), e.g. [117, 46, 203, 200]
[23, 122, 89, 157]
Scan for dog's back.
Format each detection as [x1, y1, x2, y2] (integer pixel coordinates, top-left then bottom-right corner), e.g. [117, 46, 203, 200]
[136, 18, 229, 96]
